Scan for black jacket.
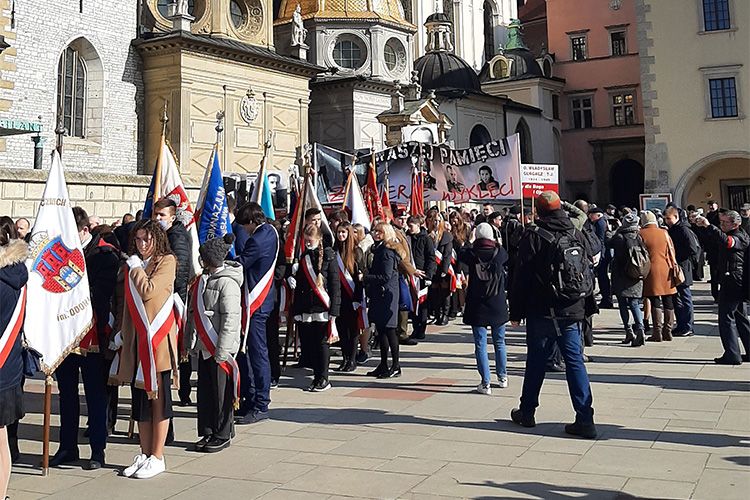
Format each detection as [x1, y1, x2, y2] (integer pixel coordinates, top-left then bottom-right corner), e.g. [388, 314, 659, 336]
[409, 229, 437, 280]
[609, 225, 644, 299]
[292, 246, 341, 317]
[502, 216, 521, 251]
[0, 240, 28, 395]
[432, 231, 454, 276]
[84, 234, 121, 349]
[668, 217, 699, 287]
[460, 241, 509, 327]
[364, 241, 401, 329]
[699, 225, 749, 298]
[167, 221, 193, 302]
[510, 209, 592, 321]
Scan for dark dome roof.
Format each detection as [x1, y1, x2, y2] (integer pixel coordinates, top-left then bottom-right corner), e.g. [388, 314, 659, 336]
[425, 12, 450, 23]
[414, 51, 481, 92]
[504, 47, 543, 78]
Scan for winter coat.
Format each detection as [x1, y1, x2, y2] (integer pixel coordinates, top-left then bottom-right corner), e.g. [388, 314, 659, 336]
[167, 221, 194, 302]
[111, 254, 179, 389]
[409, 229, 437, 280]
[699, 225, 749, 299]
[364, 241, 401, 329]
[0, 240, 28, 394]
[236, 223, 279, 315]
[336, 247, 366, 320]
[393, 228, 417, 277]
[185, 261, 243, 362]
[609, 226, 644, 299]
[432, 230, 454, 288]
[460, 240, 509, 327]
[667, 218, 698, 288]
[82, 234, 121, 355]
[640, 226, 678, 297]
[510, 209, 592, 321]
[292, 246, 341, 318]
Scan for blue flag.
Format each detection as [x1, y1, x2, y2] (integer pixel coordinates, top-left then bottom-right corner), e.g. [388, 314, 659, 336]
[250, 171, 276, 220]
[197, 152, 235, 257]
[142, 170, 157, 220]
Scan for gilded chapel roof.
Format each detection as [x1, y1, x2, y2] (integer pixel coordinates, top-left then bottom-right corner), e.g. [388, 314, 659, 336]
[275, 0, 414, 29]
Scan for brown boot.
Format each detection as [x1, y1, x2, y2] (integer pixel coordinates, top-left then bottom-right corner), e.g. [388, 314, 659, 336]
[662, 309, 674, 341]
[647, 307, 663, 342]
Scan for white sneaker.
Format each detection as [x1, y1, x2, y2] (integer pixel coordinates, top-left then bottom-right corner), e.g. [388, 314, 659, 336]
[123, 453, 147, 477]
[476, 383, 492, 395]
[133, 455, 166, 479]
[498, 376, 508, 389]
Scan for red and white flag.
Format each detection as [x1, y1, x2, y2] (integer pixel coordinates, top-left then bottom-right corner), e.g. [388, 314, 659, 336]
[24, 151, 93, 373]
[342, 170, 371, 231]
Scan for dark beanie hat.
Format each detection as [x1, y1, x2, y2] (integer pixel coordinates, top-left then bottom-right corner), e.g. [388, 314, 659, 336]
[536, 190, 561, 214]
[200, 233, 236, 268]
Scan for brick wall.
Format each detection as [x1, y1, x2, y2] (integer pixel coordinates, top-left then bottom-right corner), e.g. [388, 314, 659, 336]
[0, 0, 142, 174]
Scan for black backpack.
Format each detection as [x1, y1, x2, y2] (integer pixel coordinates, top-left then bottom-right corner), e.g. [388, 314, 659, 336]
[474, 248, 501, 298]
[624, 234, 651, 279]
[531, 226, 594, 302]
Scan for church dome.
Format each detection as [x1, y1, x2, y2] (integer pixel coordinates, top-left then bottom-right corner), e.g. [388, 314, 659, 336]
[414, 52, 481, 92]
[276, 0, 413, 28]
[504, 47, 543, 78]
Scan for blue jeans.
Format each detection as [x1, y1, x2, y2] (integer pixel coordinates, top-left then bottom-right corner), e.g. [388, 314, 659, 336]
[520, 317, 594, 424]
[673, 284, 694, 333]
[617, 296, 644, 331]
[472, 324, 507, 385]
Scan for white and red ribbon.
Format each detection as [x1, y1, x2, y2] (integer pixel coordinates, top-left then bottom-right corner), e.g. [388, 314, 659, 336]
[79, 311, 115, 354]
[125, 272, 176, 399]
[434, 249, 458, 293]
[191, 276, 241, 408]
[0, 285, 26, 369]
[240, 228, 279, 336]
[302, 253, 330, 309]
[337, 253, 368, 329]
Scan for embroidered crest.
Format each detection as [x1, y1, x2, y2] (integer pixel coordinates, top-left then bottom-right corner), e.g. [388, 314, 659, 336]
[29, 233, 86, 293]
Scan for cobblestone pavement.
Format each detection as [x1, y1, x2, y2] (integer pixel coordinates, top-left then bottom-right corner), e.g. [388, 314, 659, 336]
[8, 281, 750, 499]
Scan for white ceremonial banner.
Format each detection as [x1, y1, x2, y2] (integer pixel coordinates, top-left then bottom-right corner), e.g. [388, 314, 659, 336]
[24, 151, 93, 373]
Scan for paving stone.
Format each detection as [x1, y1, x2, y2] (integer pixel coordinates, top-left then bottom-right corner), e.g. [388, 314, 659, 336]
[621, 478, 696, 499]
[692, 468, 750, 500]
[283, 466, 426, 498]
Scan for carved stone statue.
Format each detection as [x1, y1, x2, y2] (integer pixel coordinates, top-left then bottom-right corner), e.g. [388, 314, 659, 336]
[291, 4, 307, 47]
[176, 0, 189, 16]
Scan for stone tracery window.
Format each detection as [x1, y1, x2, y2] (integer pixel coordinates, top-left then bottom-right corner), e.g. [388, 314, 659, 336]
[57, 46, 86, 138]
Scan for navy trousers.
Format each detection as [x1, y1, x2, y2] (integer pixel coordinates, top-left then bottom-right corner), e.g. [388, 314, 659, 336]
[239, 311, 271, 414]
[717, 294, 750, 363]
[55, 353, 108, 454]
[520, 317, 595, 424]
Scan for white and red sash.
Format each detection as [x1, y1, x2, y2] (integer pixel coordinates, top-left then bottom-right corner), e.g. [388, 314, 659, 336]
[174, 293, 186, 346]
[191, 276, 241, 408]
[336, 253, 369, 329]
[302, 253, 330, 309]
[408, 274, 429, 314]
[240, 229, 279, 336]
[125, 272, 176, 399]
[79, 312, 114, 354]
[434, 249, 458, 293]
[0, 285, 26, 369]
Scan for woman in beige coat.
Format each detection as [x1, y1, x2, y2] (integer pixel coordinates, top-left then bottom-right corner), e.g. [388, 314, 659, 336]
[640, 211, 678, 342]
[111, 219, 177, 479]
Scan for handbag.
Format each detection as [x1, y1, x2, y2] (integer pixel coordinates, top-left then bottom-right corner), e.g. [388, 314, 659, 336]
[666, 230, 685, 288]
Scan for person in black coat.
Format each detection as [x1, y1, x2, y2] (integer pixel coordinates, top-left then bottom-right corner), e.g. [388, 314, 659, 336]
[407, 216, 436, 341]
[426, 210, 454, 326]
[155, 198, 195, 406]
[292, 224, 341, 391]
[665, 206, 699, 337]
[0, 218, 28, 496]
[460, 223, 509, 395]
[608, 214, 646, 346]
[333, 222, 366, 372]
[364, 222, 404, 379]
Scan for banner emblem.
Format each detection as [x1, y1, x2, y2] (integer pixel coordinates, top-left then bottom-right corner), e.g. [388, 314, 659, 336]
[29, 233, 86, 293]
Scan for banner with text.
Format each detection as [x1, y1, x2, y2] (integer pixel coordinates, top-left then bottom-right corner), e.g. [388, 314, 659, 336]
[520, 163, 559, 198]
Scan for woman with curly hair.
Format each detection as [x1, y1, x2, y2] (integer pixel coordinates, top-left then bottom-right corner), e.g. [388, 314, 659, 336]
[110, 219, 177, 479]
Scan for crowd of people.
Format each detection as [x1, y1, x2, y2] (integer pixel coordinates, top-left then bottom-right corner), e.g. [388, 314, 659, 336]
[0, 192, 748, 490]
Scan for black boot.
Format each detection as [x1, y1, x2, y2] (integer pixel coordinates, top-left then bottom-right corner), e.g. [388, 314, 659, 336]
[621, 327, 635, 344]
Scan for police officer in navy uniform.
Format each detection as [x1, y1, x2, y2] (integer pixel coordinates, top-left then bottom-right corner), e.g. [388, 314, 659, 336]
[50, 207, 119, 469]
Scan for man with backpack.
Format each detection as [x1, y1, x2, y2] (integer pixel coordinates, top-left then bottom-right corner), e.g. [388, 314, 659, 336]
[665, 206, 699, 337]
[609, 213, 650, 346]
[509, 191, 597, 439]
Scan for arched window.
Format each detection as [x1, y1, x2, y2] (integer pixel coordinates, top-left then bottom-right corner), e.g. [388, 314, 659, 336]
[470, 124, 492, 147]
[399, 0, 412, 23]
[443, 0, 455, 48]
[483, 0, 495, 61]
[490, 56, 509, 79]
[515, 118, 533, 163]
[57, 46, 87, 138]
[56, 38, 104, 143]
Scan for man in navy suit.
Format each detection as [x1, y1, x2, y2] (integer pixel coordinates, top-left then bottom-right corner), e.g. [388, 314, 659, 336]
[234, 202, 279, 423]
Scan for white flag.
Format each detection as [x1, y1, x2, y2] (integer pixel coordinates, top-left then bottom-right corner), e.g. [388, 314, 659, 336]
[342, 171, 371, 231]
[157, 143, 201, 274]
[24, 151, 93, 374]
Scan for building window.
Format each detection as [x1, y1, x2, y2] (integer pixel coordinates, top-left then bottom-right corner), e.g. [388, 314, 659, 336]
[490, 57, 509, 79]
[384, 38, 407, 75]
[570, 35, 587, 61]
[702, 0, 731, 31]
[611, 92, 635, 126]
[483, 0, 495, 61]
[333, 36, 366, 70]
[552, 94, 560, 120]
[709, 77, 738, 118]
[229, 0, 247, 29]
[56, 46, 86, 138]
[570, 96, 593, 128]
[515, 119, 533, 163]
[610, 31, 626, 56]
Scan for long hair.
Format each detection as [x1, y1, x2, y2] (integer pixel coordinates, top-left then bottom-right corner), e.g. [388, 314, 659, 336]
[303, 223, 324, 286]
[334, 221, 357, 275]
[128, 219, 172, 258]
[450, 212, 469, 245]
[0, 216, 17, 246]
[427, 209, 444, 243]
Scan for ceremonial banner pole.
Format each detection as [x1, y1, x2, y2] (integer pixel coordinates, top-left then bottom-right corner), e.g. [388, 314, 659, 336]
[151, 100, 169, 215]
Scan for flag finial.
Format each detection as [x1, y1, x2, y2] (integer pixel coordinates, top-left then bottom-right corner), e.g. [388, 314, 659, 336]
[160, 100, 169, 137]
[55, 111, 66, 156]
[215, 111, 225, 144]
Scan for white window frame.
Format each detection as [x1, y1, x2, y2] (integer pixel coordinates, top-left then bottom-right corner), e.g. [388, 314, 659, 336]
[697, 0, 737, 34]
[569, 33, 588, 61]
[608, 28, 628, 56]
[700, 64, 744, 120]
[569, 93, 594, 129]
[608, 88, 637, 126]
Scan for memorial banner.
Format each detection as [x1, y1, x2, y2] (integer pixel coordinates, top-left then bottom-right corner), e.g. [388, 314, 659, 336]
[521, 163, 559, 198]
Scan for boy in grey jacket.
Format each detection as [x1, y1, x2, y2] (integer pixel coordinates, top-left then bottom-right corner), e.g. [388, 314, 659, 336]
[185, 234, 243, 453]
